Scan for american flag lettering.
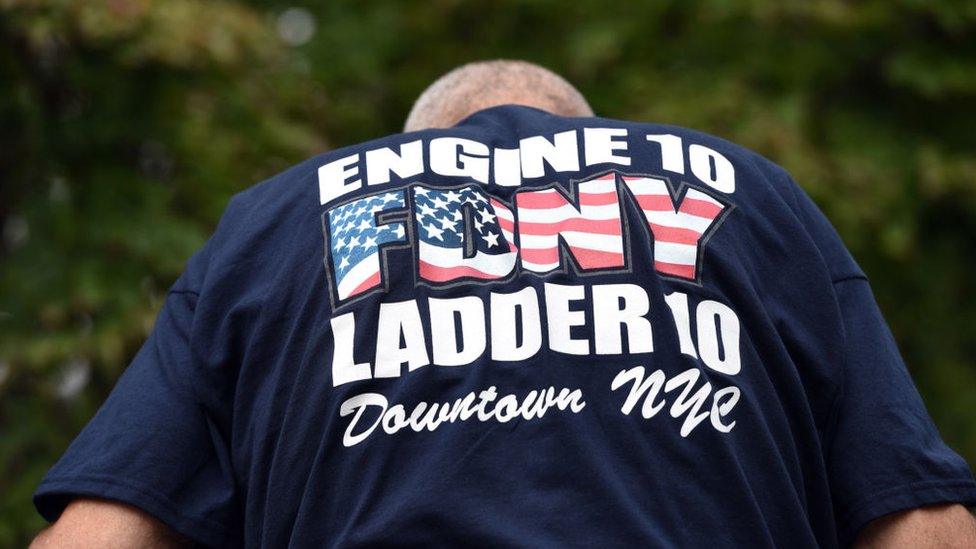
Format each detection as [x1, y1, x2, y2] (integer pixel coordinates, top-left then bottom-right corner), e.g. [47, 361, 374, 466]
[621, 175, 727, 281]
[515, 173, 624, 273]
[413, 185, 518, 283]
[323, 171, 731, 305]
[327, 190, 407, 300]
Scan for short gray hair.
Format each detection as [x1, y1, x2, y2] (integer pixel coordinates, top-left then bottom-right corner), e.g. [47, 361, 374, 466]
[404, 60, 593, 132]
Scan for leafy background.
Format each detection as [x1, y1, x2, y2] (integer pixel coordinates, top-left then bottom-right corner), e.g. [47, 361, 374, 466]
[2, 0, 974, 544]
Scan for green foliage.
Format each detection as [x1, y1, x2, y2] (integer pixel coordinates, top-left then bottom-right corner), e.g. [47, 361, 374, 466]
[1, 0, 974, 544]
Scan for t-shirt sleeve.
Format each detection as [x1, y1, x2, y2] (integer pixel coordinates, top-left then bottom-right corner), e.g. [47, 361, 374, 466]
[826, 263, 976, 546]
[762, 159, 976, 544]
[767, 161, 865, 283]
[32, 276, 240, 546]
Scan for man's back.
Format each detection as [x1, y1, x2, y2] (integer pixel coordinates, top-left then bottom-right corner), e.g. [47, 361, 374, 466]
[33, 105, 976, 547]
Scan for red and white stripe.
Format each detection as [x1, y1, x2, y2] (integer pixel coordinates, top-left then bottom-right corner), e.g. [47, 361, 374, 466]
[418, 242, 518, 282]
[490, 198, 518, 253]
[515, 173, 624, 272]
[622, 176, 727, 280]
[336, 252, 382, 300]
[419, 199, 518, 282]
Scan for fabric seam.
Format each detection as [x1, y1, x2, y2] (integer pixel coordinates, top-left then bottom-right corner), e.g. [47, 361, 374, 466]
[830, 274, 868, 285]
[37, 473, 232, 539]
[168, 288, 201, 297]
[841, 478, 976, 529]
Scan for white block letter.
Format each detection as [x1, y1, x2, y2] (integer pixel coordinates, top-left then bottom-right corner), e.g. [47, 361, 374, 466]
[490, 287, 542, 361]
[429, 296, 487, 366]
[318, 153, 361, 205]
[696, 300, 740, 375]
[375, 300, 429, 378]
[593, 284, 653, 354]
[331, 312, 372, 386]
[544, 283, 588, 355]
[584, 127, 630, 166]
[520, 130, 580, 178]
[430, 137, 489, 183]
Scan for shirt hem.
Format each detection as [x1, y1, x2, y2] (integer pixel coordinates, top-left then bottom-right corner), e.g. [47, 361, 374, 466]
[34, 474, 234, 548]
[838, 477, 976, 547]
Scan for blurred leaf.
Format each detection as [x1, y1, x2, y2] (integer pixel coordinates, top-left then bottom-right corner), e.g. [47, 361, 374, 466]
[2, 0, 975, 544]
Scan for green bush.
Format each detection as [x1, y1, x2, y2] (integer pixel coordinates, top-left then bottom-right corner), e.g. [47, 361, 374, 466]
[2, 1, 974, 544]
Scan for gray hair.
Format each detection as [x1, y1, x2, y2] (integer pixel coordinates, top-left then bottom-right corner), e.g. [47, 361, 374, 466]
[404, 60, 593, 132]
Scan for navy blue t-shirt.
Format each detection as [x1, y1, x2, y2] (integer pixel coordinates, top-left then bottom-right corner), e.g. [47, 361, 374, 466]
[35, 105, 976, 547]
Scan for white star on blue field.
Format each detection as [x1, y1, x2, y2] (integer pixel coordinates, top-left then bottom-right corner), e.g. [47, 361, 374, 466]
[328, 191, 406, 280]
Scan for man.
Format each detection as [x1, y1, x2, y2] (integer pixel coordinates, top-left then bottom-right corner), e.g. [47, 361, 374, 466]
[32, 60, 976, 547]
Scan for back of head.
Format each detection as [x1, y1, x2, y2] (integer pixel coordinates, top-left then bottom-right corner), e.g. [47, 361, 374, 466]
[404, 60, 594, 132]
